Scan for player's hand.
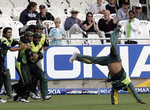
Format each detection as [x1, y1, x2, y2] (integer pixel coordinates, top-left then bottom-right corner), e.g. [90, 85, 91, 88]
[26, 44, 31, 49]
[33, 53, 39, 60]
[20, 45, 25, 50]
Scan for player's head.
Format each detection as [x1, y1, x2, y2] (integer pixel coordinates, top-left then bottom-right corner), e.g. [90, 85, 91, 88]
[3, 27, 12, 38]
[24, 31, 34, 42]
[33, 32, 42, 44]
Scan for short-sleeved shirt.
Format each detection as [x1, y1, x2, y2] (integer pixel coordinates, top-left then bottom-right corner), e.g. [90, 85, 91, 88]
[89, 3, 105, 14]
[49, 28, 65, 45]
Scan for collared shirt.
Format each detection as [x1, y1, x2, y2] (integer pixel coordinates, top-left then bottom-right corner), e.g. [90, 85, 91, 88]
[98, 18, 117, 33]
[49, 27, 65, 45]
[89, 2, 105, 14]
[116, 7, 129, 23]
[135, 12, 146, 20]
[64, 16, 82, 31]
[104, 3, 119, 14]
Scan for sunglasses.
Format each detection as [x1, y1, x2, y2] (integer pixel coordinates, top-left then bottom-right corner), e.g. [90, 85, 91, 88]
[72, 12, 78, 14]
[88, 16, 93, 17]
[124, 3, 129, 5]
[136, 7, 141, 9]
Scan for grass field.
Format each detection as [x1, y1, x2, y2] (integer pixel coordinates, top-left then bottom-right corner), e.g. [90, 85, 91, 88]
[0, 94, 149, 110]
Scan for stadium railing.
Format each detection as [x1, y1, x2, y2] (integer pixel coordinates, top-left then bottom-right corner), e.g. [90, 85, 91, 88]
[47, 37, 150, 45]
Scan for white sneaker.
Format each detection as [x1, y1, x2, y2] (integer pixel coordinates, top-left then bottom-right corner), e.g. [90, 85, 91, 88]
[19, 98, 30, 103]
[31, 93, 41, 100]
[0, 99, 7, 103]
[16, 97, 30, 103]
[42, 95, 51, 100]
[69, 52, 79, 63]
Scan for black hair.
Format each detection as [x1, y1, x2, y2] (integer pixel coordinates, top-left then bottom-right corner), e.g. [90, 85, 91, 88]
[26, 25, 36, 32]
[129, 10, 135, 15]
[27, 2, 37, 10]
[3, 27, 12, 37]
[85, 12, 93, 22]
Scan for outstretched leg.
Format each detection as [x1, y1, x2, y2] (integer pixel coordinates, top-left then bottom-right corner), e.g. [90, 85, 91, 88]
[69, 52, 109, 66]
[127, 82, 146, 104]
[109, 28, 121, 61]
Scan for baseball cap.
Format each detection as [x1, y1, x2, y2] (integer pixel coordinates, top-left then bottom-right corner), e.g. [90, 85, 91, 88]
[123, 1, 129, 5]
[34, 32, 42, 38]
[39, 5, 46, 9]
[35, 24, 44, 29]
[136, 3, 142, 8]
[25, 31, 33, 36]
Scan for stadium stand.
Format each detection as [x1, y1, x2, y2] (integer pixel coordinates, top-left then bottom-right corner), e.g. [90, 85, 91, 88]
[47, 7, 65, 18]
[0, 0, 149, 45]
[69, 34, 84, 45]
[7, 21, 23, 39]
[87, 34, 102, 45]
[0, 7, 13, 19]
[93, 14, 104, 24]
[26, 20, 37, 26]
[138, 20, 150, 44]
[12, 7, 25, 21]
[10, 0, 28, 8]
[110, 13, 117, 19]
[42, 20, 55, 28]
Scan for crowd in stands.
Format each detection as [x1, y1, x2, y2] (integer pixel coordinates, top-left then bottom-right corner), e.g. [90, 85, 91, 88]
[0, 0, 149, 45]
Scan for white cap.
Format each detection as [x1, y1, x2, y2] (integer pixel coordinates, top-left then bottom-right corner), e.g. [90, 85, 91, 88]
[136, 3, 142, 8]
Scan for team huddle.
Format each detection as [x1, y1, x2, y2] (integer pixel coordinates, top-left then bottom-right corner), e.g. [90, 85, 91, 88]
[0, 24, 50, 103]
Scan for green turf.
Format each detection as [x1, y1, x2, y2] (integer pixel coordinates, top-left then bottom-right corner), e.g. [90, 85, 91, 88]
[0, 94, 149, 110]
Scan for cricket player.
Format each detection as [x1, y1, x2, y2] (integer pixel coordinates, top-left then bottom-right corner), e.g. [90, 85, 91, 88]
[69, 27, 146, 105]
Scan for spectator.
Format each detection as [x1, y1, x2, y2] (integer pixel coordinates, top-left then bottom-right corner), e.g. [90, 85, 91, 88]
[98, 10, 117, 43]
[103, 0, 119, 14]
[19, 2, 39, 25]
[82, 12, 103, 43]
[38, 4, 54, 23]
[49, 18, 65, 45]
[64, 8, 86, 38]
[89, 0, 105, 14]
[135, 3, 146, 20]
[123, 10, 140, 44]
[116, 1, 130, 23]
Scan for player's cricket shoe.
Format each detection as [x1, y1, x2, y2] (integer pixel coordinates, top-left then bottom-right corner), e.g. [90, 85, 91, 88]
[0, 98, 7, 103]
[69, 52, 79, 63]
[139, 101, 146, 104]
[42, 95, 51, 101]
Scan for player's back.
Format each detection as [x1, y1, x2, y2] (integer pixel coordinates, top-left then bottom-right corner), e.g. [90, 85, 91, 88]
[108, 62, 122, 74]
